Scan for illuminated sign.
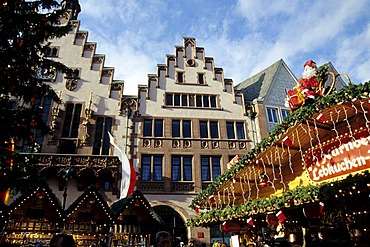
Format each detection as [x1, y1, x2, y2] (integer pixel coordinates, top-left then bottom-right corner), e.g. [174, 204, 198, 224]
[305, 130, 370, 182]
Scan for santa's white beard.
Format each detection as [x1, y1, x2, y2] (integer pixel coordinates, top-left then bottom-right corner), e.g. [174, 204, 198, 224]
[302, 66, 317, 79]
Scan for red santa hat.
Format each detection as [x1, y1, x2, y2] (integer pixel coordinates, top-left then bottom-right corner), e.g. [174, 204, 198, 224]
[304, 60, 316, 68]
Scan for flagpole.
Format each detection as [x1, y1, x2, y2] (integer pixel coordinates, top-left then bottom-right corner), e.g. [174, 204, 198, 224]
[125, 108, 130, 155]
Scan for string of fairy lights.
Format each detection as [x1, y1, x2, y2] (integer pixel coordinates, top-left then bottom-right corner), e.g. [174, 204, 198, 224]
[2, 188, 158, 245]
[188, 81, 370, 228]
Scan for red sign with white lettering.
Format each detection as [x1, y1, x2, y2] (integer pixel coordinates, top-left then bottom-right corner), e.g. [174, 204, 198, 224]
[305, 130, 370, 183]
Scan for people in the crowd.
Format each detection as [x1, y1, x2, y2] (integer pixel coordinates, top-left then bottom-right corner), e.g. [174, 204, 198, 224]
[156, 231, 172, 247]
[49, 233, 75, 247]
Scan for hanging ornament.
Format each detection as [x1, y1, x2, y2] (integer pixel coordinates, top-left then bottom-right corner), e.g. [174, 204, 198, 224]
[319, 202, 324, 216]
[209, 195, 215, 204]
[258, 172, 269, 187]
[247, 217, 254, 227]
[316, 113, 327, 123]
[195, 205, 200, 214]
[36, 191, 45, 199]
[276, 211, 287, 223]
[282, 136, 292, 147]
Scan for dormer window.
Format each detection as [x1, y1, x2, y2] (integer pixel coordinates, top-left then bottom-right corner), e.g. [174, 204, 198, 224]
[65, 68, 80, 78]
[198, 73, 205, 84]
[177, 71, 184, 83]
[45, 47, 59, 57]
[165, 93, 219, 109]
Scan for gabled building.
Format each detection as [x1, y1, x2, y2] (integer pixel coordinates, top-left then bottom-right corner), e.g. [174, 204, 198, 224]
[235, 59, 296, 143]
[1, 0, 354, 246]
[133, 37, 251, 243]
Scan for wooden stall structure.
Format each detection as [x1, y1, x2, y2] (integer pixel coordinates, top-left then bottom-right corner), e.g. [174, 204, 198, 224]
[64, 185, 115, 246]
[110, 190, 163, 247]
[188, 81, 370, 246]
[1, 181, 163, 247]
[1, 180, 64, 245]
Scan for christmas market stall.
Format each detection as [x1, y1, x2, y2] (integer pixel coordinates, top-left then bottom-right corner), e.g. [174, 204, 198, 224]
[187, 77, 370, 246]
[64, 185, 115, 246]
[110, 190, 163, 247]
[1, 180, 64, 245]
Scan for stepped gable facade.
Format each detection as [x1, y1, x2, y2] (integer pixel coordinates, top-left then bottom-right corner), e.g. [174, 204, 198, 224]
[133, 36, 251, 242]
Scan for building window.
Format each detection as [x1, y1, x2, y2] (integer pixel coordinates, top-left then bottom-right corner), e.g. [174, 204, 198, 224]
[227, 122, 246, 140]
[104, 181, 110, 190]
[236, 122, 245, 139]
[201, 156, 221, 181]
[267, 107, 279, 124]
[198, 73, 205, 85]
[183, 120, 191, 138]
[153, 156, 163, 181]
[181, 95, 188, 106]
[92, 116, 113, 155]
[177, 71, 184, 83]
[62, 103, 82, 138]
[210, 121, 219, 138]
[200, 120, 219, 139]
[200, 121, 208, 138]
[165, 93, 218, 109]
[196, 95, 202, 107]
[210, 96, 217, 108]
[172, 120, 180, 137]
[45, 46, 59, 57]
[154, 119, 163, 137]
[22, 97, 52, 153]
[166, 94, 173, 106]
[142, 155, 151, 181]
[141, 155, 163, 181]
[144, 119, 163, 137]
[172, 120, 192, 138]
[143, 119, 153, 137]
[174, 94, 180, 106]
[171, 155, 193, 181]
[281, 109, 290, 121]
[226, 122, 235, 139]
[203, 96, 209, 107]
[65, 68, 80, 78]
[200, 121, 219, 139]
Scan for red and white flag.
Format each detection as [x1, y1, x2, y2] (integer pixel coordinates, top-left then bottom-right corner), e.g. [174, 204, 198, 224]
[108, 132, 136, 199]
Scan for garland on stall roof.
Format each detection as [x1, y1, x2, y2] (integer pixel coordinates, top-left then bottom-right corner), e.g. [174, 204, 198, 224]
[187, 171, 370, 227]
[189, 80, 370, 210]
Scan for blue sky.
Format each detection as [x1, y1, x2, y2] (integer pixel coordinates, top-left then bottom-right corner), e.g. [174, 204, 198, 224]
[77, 0, 370, 95]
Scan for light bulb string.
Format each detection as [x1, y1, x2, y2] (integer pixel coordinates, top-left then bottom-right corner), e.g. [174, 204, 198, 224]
[360, 101, 370, 133]
[330, 110, 342, 147]
[342, 105, 355, 141]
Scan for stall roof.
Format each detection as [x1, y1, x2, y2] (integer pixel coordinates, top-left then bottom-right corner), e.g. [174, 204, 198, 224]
[110, 190, 163, 224]
[65, 185, 115, 222]
[188, 81, 370, 227]
[8, 179, 64, 220]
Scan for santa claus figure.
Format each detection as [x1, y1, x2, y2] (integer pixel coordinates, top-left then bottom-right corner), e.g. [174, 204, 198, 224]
[299, 60, 321, 104]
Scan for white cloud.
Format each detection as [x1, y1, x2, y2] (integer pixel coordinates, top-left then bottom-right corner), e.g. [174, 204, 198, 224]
[76, 0, 370, 94]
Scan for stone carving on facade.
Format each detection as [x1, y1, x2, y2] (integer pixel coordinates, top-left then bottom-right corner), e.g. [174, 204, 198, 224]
[201, 141, 209, 149]
[65, 78, 78, 91]
[184, 140, 191, 148]
[48, 91, 62, 144]
[81, 92, 93, 146]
